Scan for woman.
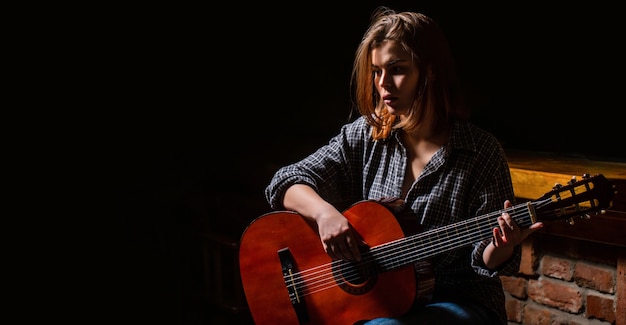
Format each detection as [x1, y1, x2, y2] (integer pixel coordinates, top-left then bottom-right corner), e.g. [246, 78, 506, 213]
[265, 7, 542, 325]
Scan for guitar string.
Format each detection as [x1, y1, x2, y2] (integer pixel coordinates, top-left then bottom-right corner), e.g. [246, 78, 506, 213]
[288, 200, 560, 295]
[288, 203, 533, 296]
[285, 200, 554, 297]
[282, 178, 603, 298]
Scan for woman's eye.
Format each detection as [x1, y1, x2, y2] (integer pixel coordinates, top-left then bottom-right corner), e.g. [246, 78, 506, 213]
[391, 66, 404, 74]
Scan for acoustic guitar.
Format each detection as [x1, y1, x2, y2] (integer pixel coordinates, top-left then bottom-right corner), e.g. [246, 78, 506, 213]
[239, 174, 615, 325]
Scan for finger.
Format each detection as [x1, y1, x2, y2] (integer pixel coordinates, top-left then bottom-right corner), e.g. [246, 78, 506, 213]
[347, 236, 362, 261]
[521, 222, 544, 240]
[497, 215, 509, 232]
[495, 221, 514, 246]
[326, 240, 341, 259]
[499, 213, 517, 235]
[351, 230, 368, 246]
[503, 218, 516, 232]
[337, 242, 354, 261]
[324, 244, 339, 260]
[323, 239, 344, 261]
[326, 236, 352, 261]
[493, 228, 503, 247]
[501, 200, 513, 230]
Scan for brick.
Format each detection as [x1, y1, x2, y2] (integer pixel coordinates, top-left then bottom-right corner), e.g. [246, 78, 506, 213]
[541, 255, 573, 281]
[574, 261, 616, 294]
[520, 238, 538, 275]
[528, 278, 583, 313]
[568, 320, 588, 325]
[501, 275, 527, 299]
[523, 303, 553, 325]
[587, 292, 616, 324]
[505, 296, 523, 323]
[551, 315, 587, 325]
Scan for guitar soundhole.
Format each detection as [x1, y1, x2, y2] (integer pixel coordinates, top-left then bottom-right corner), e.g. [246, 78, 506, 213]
[332, 260, 377, 295]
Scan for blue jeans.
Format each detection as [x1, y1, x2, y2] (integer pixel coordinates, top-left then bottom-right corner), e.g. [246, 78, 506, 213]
[362, 302, 501, 325]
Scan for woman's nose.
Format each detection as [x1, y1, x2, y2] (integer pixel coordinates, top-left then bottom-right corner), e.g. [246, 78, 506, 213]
[378, 70, 391, 89]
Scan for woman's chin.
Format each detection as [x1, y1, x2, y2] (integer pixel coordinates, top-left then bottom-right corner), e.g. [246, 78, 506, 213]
[385, 105, 404, 116]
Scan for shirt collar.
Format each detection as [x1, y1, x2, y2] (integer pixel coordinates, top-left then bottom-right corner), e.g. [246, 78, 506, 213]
[448, 120, 477, 153]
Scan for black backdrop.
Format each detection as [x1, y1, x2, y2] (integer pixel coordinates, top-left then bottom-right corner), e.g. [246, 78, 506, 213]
[104, 2, 624, 323]
[111, 1, 625, 162]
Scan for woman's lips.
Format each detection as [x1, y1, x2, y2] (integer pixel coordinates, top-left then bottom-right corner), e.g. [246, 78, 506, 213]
[383, 96, 397, 105]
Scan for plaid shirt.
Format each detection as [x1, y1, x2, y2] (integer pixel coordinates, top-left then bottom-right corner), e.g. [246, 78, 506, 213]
[265, 117, 519, 324]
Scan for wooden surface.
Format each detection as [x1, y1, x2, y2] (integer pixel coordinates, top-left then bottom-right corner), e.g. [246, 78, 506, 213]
[506, 150, 626, 247]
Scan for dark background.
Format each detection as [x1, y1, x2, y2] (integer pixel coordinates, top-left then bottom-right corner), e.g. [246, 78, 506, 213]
[101, 1, 624, 324]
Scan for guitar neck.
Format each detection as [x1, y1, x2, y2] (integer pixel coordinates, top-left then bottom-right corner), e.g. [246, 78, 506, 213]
[365, 200, 543, 273]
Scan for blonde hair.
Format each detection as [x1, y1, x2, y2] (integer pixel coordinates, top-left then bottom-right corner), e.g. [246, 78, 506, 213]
[351, 7, 468, 140]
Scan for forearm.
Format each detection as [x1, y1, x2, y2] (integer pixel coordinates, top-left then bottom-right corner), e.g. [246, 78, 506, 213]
[283, 184, 338, 222]
[482, 240, 515, 270]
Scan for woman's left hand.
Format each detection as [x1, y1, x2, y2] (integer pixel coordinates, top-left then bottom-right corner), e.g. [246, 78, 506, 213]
[493, 200, 544, 248]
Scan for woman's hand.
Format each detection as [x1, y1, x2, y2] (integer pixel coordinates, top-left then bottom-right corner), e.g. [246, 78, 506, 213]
[283, 184, 364, 261]
[316, 209, 363, 261]
[484, 200, 544, 269]
[493, 200, 544, 248]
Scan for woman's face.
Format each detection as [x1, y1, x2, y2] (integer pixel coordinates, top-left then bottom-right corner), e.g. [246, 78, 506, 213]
[371, 40, 420, 117]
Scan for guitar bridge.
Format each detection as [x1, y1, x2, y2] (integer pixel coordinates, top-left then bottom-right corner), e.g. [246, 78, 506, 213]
[278, 247, 309, 323]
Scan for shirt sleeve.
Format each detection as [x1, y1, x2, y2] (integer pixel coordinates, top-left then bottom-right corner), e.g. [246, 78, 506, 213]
[264, 117, 370, 210]
[472, 237, 522, 277]
[470, 146, 521, 277]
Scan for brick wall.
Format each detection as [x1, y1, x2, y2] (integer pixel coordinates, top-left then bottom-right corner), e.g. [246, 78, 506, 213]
[501, 233, 626, 325]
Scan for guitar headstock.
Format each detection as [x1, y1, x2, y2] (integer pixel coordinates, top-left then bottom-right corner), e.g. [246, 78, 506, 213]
[533, 174, 617, 224]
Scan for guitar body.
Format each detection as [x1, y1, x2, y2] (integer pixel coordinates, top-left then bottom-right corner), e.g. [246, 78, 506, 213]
[239, 201, 418, 325]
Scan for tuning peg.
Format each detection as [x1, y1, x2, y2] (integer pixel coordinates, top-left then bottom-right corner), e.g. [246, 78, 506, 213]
[568, 176, 577, 185]
[553, 183, 563, 190]
[568, 218, 575, 225]
[582, 173, 590, 179]
[584, 214, 591, 219]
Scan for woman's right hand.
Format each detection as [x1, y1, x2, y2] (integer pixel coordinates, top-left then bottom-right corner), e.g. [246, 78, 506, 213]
[315, 209, 362, 261]
[282, 184, 363, 261]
